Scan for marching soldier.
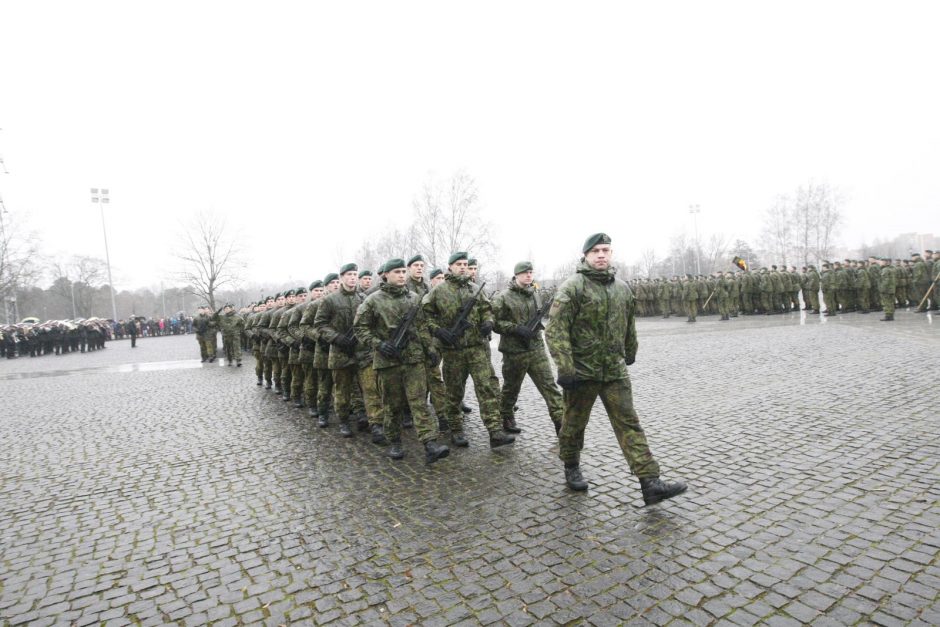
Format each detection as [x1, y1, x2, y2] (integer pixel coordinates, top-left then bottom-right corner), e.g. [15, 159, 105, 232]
[879, 258, 898, 321]
[423, 252, 515, 449]
[354, 258, 450, 463]
[297, 281, 325, 415]
[545, 232, 686, 504]
[492, 261, 564, 435]
[280, 288, 308, 403]
[219, 303, 245, 366]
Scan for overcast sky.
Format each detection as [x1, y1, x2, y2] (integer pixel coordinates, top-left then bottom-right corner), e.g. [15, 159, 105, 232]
[1, 1, 938, 291]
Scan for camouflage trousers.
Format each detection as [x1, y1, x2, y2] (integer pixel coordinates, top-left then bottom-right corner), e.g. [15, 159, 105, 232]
[290, 363, 304, 402]
[881, 291, 896, 316]
[857, 287, 870, 311]
[196, 334, 215, 360]
[378, 363, 439, 443]
[499, 349, 563, 432]
[914, 282, 931, 310]
[685, 300, 697, 320]
[302, 362, 318, 408]
[222, 333, 240, 364]
[253, 345, 263, 379]
[278, 352, 290, 393]
[804, 288, 819, 311]
[822, 290, 835, 313]
[559, 377, 660, 479]
[359, 364, 383, 427]
[717, 296, 731, 317]
[317, 368, 333, 416]
[427, 364, 446, 417]
[441, 345, 502, 434]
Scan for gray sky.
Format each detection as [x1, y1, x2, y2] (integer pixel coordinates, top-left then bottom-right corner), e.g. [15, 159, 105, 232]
[1, 1, 938, 290]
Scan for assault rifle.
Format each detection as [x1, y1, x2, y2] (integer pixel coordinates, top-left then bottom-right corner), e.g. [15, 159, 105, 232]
[448, 282, 487, 340]
[522, 292, 554, 349]
[387, 303, 421, 359]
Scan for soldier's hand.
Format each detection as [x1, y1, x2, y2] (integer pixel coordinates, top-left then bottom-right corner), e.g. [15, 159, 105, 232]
[513, 325, 535, 340]
[427, 350, 441, 368]
[479, 320, 495, 336]
[378, 341, 399, 359]
[433, 328, 457, 347]
[556, 374, 582, 391]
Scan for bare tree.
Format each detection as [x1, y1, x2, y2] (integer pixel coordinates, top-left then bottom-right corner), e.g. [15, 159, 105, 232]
[639, 248, 658, 279]
[49, 255, 107, 318]
[412, 170, 498, 268]
[0, 206, 41, 322]
[702, 233, 731, 274]
[761, 195, 794, 265]
[176, 212, 246, 310]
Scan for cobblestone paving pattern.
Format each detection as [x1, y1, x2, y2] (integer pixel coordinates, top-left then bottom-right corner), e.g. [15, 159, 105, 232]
[1, 310, 938, 625]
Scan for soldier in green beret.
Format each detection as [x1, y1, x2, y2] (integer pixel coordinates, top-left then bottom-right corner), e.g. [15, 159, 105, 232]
[280, 288, 309, 405]
[354, 258, 450, 462]
[492, 261, 564, 435]
[358, 270, 373, 294]
[546, 233, 686, 505]
[314, 264, 369, 437]
[429, 267, 444, 287]
[219, 303, 245, 366]
[406, 255, 429, 297]
[879, 258, 898, 321]
[299, 280, 328, 419]
[423, 251, 515, 448]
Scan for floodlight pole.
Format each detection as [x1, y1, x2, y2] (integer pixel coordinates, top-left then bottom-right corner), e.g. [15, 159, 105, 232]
[91, 188, 119, 321]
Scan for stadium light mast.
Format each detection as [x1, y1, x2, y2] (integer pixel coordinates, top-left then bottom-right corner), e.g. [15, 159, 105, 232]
[91, 188, 119, 321]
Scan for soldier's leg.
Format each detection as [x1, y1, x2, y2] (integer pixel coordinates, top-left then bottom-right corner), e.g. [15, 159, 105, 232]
[499, 353, 527, 427]
[441, 352, 469, 434]
[528, 350, 565, 434]
[558, 382, 600, 465]
[317, 368, 333, 417]
[598, 378, 661, 479]
[198, 335, 208, 361]
[467, 345, 503, 433]
[280, 355, 292, 398]
[291, 363, 304, 402]
[303, 363, 318, 411]
[271, 355, 283, 392]
[379, 366, 406, 445]
[358, 365, 383, 428]
[263, 356, 273, 387]
[254, 347, 264, 382]
[403, 364, 439, 444]
[208, 334, 218, 359]
[427, 365, 446, 423]
[351, 375, 366, 421]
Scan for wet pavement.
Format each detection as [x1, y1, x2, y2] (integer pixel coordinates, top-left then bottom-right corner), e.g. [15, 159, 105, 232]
[1, 311, 938, 626]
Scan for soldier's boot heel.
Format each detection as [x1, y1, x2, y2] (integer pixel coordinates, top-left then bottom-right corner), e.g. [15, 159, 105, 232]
[371, 425, 388, 446]
[256, 377, 263, 386]
[308, 407, 319, 418]
[424, 440, 450, 464]
[489, 430, 516, 449]
[461, 403, 473, 414]
[451, 432, 469, 447]
[339, 421, 353, 437]
[386, 440, 404, 460]
[317, 414, 329, 428]
[880, 314, 894, 321]
[640, 476, 687, 506]
[564, 464, 589, 491]
[502, 417, 522, 434]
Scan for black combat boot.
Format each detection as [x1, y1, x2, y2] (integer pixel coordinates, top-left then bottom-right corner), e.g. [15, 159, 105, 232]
[371, 424, 388, 446]
[564, 463, 588, 491]
[402, 410, 414, 428]
[317, 413, 329, 428]
[356, 414, 369, 432]
[282, 393, 291, 402]
[502, 416, 522, 434]
[236, 362, 242, 367]
[208, 356, 216, 363]
[274, 383, 282, 394]
[489, 430, 516, 449]
[264, 381, 272, 390]
[256, 377, 263, 386]
[308, 406, 318, 418]
[639, 476, 687, 505]
[339, 421, 353, 437]
[386, 440, 404, 460]
[451, 432, 469, 447]
[294, 399, 304, 408]
[461, 403, 472, 414]
[424, 440, 450, 464]
[880, 313, 894, 321]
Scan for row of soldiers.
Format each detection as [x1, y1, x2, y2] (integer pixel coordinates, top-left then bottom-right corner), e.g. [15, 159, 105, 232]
[198, 239, 686, 505]
[627, 251, 940, 321]
[0, 318, 113, 359]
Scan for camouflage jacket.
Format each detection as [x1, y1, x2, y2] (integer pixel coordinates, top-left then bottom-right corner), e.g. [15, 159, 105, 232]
[264, 306, 290, 357]
[299, 298, 329, 368]
[492, 279, 547, 354]
[879, 265, 897, 293]
[853, 267, 870, 291]
[193, 313, 212, 336]
[354, 283, 431, 369]
[912, 259, 928, 284]
[218, 311, 245, 335]
[545, 262, 636, 383]
[422, 274, 493, 351]
[405, 276, 429, 298]
[314, 286, 367, 369]
[276, 304, 300, 348]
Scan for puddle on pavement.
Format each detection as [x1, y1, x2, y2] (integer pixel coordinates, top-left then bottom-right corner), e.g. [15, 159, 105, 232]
[0, 359, 210, 381]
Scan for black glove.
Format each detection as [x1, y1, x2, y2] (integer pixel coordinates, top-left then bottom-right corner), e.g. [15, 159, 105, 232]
[434, 328, 457, 347]
[378, 341, 399, 359]
[427, 351, 441, 368]
[557, 374, 582, 391]
[625, 356, 635, 366]
[513, 325, 535, 340]
[479, 320, 494, 336]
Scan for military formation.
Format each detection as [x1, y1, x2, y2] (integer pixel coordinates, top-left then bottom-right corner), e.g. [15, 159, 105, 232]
[628, 251, 940, 322]
[204, 235, 687, 505]
[0, 318, 113, 359]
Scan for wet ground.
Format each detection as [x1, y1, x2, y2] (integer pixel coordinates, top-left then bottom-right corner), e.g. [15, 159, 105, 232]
[1, 310, 938, 625]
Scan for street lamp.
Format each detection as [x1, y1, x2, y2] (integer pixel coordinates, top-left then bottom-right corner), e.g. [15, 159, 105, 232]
[91, 188, 119, 322]
[689, 204, 702, 275]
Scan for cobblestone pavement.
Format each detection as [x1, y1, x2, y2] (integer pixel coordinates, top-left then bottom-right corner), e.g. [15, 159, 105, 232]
[1, 310, 938, 626]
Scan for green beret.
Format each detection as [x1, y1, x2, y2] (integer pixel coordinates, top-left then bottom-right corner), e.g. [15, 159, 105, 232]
[467, 258, 478, 267]
[324, 273, 339, 284]
[265, 296, 274, 302]
[514, 261, 533, 275]
[308, 280, 323, 290]
[359, 270, 372, 278]
[384, 258, 406, 272]
[429, 267, 443, 279]
[407, 254, 424, 267]
[582, 232, 612, 254]
[448, 251, 468, 265]
[376, 262, 387, 274]
[284, 289, 295, 297]
[339, 262, 358, 275]
[275, 292, 282, 298]
[295, 287, 307, 294]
